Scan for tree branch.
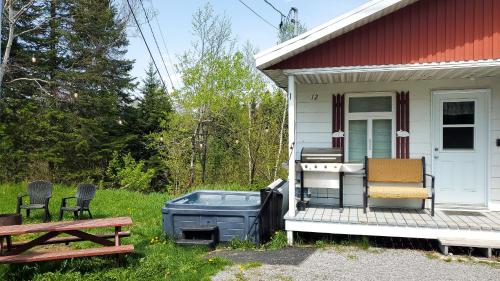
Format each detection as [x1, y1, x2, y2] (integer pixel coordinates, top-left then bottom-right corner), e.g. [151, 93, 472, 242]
[15, 21, 47, 37]
[6, 77, 51, 95]
[13, 0, 35, 22]
[7, 77, 50, 84]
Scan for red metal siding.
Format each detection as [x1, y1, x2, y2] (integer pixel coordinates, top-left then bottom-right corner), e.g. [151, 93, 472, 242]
[269, 0, 500, 70]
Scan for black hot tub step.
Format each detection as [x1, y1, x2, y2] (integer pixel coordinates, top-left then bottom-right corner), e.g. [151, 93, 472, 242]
[177, 226, 219, 248]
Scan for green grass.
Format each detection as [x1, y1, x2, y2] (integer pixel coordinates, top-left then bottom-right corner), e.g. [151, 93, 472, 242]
[0, 183, 230, 281]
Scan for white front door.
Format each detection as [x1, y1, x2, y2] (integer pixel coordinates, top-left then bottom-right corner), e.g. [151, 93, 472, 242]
[432, 90, 488, 207]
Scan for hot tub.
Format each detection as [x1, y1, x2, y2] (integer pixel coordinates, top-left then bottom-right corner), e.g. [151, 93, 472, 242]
[162, 190, 262, 243]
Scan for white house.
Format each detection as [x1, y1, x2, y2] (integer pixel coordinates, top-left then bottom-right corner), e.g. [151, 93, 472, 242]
[256, 0, 500, 252]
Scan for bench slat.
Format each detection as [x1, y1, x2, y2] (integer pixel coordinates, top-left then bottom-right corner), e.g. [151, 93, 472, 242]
[0, 245, 134, 264]
[369, 186, 429, 199]
[0, 217, 132, 236]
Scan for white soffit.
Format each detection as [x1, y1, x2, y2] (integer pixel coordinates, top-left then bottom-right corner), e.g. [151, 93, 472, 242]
[255, 0, 418, 70]
[274, 60, 500, 86]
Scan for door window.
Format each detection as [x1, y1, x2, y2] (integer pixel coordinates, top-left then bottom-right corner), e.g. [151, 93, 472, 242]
[442, 101, 475, 150]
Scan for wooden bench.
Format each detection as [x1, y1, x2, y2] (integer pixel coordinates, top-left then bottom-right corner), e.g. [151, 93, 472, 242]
[0, 217, 134, 263]
[363, 157, 435, 216]
[0, 245, 134, 264]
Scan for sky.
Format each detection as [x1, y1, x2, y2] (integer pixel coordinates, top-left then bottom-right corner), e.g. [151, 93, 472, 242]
[125, 0, 370, 91]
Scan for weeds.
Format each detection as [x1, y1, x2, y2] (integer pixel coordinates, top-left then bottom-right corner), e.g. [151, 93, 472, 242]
[264, 231, 288, 250]
[347, 254, 358, 261]
[340, 236, 370, 250]
[233, 262, 261, 281]
[239, 262, 262, 270]
[315, 240, 330, 249]
[228, 239, 257, 250]
[227, 231, 289, 251]
[424, 251, 500, 269]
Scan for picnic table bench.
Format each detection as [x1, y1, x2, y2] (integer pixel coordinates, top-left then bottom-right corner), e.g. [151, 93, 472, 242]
[0, 217, 134, 263]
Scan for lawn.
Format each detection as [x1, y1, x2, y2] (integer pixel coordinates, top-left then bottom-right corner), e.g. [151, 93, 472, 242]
[0, 183, 231, 281]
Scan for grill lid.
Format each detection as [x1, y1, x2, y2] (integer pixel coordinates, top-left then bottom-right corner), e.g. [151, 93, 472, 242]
[300, 147, 343, 163]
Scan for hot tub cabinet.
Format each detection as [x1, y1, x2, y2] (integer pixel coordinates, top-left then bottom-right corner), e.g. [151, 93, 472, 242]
[162, 190, 261, 243]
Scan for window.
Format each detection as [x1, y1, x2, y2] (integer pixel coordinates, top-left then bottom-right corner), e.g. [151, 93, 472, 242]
[346, 94, 395, 162]
[442, 101, 475, 150]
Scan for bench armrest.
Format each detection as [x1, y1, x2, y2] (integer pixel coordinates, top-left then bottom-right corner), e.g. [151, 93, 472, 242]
[425, 174, 435, 190]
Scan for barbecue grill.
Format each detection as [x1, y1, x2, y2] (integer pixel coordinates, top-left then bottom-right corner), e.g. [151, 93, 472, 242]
[298, 147, 344, 211]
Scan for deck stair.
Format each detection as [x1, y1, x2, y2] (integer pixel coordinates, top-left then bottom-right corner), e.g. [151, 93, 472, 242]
[176, 226, 219, 248]
[438, 238, 500, 258]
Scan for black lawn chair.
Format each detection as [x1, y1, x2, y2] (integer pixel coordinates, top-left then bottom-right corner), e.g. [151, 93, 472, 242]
[16, 180, 53, 222]
[59, 183, 97, 220]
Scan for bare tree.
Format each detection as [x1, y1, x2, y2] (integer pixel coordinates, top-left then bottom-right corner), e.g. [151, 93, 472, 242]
[0, 0, 37, 90]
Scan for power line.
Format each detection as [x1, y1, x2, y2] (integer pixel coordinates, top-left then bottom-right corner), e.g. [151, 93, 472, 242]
[138, 0, 174, 89]
[151, 6, 181, 88]
[263, 0, 285, 18]
[237, 0, 278, 30]
[125, 0, 168, 92]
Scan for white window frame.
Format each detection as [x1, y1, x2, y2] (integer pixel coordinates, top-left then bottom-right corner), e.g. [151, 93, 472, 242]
[439, 98, 477, 152]
[345, 92, 396, 162]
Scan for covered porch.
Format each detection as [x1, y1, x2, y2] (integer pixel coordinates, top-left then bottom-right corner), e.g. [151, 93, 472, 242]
[282, 61, 500, 247]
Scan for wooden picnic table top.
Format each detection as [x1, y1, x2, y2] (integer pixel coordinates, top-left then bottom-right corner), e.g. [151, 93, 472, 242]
[0, 217, 132, 236]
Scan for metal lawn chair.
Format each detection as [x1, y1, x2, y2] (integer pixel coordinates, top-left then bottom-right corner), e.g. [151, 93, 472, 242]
[59, 183, 97, 220]
[16, 180, 53, 222]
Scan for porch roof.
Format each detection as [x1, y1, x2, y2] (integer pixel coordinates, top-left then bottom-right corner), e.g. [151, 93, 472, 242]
[255, 0, 417, 70]
[267, 60, 500, 88]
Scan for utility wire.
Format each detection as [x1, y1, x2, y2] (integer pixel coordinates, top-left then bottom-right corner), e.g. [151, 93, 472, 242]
[264, 0, 285, 18]
[264, 0, 300, 32]
[125, 0, 168, 92]
[152, 7, 181, 88]
[237, 0, 278, 30]
[138, 0, 174, 89]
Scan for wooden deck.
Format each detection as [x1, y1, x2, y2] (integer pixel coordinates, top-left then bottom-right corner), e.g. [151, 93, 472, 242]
[285, 206, 500, 243]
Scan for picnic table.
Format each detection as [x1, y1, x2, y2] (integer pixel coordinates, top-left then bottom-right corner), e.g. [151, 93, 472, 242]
[0, 217, 134, 263]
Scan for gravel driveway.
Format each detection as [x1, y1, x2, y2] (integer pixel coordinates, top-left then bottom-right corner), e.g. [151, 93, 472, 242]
[212, 247, 500, 281]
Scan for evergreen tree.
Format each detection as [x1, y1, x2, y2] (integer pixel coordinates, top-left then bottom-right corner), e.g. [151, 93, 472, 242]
[52, 0, 135, 181]
[138, 62, 172, 135]
[0, 0, 137, 183]
[135, 62, 172, 190]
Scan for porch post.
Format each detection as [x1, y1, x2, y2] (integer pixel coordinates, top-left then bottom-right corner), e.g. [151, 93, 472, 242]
[287, 75, 296, 245]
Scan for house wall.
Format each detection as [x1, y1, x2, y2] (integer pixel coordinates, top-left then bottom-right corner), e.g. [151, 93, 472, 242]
[295, 76, 500, 208]
[272, 0, 500, 70]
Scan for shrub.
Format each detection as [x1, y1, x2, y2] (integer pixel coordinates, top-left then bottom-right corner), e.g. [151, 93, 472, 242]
[107, 152, 156, 192]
